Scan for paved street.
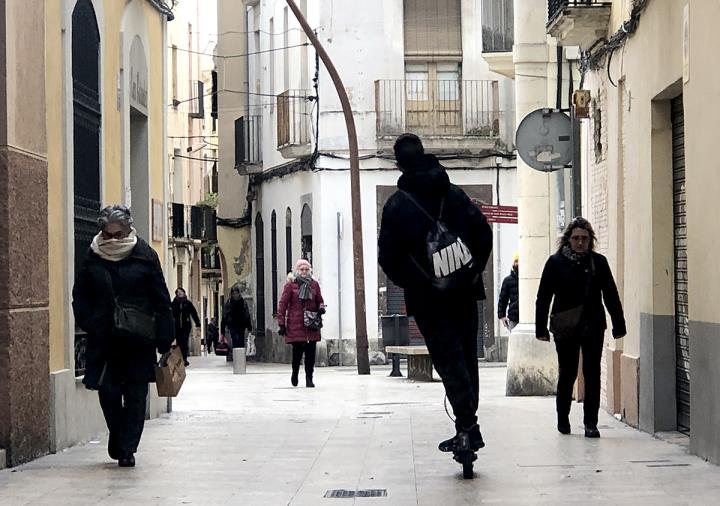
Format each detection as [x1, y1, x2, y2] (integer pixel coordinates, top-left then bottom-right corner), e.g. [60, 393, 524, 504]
[1, 356, 719, 505]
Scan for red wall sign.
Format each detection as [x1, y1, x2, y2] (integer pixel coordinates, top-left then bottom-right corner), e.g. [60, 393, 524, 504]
[478, 204, 518, 224]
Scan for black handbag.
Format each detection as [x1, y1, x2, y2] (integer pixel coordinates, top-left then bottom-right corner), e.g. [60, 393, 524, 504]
[303, 302, 323, 331]
[105, 271, 157, 345]
[549, 256, 595, 342]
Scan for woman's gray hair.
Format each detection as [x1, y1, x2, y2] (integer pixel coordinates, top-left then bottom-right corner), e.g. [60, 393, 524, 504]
[97, 205, 134, 229]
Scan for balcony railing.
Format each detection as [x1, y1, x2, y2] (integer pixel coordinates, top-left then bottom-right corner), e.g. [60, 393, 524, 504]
[548, 0, 611, 24]
[234, 115, 262, 170]
[277, 89, 312, 149]
[170, 203, 216, 243]
[375, 79, 502, 138]
[482, 0, 514, 53]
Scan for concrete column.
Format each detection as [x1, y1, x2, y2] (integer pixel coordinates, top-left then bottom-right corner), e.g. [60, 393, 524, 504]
[505, 0, 559, 396]
[0, 1, 50, 466]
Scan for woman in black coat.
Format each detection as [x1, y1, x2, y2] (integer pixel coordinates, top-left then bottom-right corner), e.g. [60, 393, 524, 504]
[535, 217, 626, 438]
[72, 205, 174, 467]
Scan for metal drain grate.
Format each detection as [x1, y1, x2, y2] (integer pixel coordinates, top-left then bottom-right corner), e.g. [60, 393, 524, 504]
[324, 489, 387, 498]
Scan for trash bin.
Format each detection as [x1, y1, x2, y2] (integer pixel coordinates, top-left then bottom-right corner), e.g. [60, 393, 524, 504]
[381, 314, 409, 347]
[381, 315, 409, 377]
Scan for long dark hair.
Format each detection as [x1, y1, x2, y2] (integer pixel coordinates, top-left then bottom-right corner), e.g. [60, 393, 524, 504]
[557, 217, 597, 253]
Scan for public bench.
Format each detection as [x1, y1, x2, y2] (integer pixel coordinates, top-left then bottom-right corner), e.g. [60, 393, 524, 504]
[384, 346, 434, 381]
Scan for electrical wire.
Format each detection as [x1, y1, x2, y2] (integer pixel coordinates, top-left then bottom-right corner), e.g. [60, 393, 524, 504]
[171, 42, 311, 59]
[169, 88, 314, 108]
[172, 154, 218, 162]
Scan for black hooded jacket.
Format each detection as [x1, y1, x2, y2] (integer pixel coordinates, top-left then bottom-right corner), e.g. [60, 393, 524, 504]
[378, 155, 493, 315]
[72, 238, 174, 389]
[172, 297, 201, 334]
[498, 269, 519, 322]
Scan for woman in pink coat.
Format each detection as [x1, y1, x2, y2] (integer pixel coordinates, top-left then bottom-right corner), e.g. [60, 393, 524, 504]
[277, 259, 325, 387]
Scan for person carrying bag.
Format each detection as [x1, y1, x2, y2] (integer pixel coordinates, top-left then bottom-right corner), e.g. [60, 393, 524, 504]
[536, 217, 626, 439]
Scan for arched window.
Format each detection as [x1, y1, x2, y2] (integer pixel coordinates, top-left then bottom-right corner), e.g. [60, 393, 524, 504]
[270, 210, 278, 316]
[255, 213, 265, 335]
[301, 204, 312, 264]
[72, 0, 101, 377]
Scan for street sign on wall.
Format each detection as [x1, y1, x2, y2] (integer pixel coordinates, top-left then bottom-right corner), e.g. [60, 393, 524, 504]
[478, 204, 518, 224]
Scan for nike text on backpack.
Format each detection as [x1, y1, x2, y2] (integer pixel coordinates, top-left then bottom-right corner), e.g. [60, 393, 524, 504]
[402, 191, 478, 292]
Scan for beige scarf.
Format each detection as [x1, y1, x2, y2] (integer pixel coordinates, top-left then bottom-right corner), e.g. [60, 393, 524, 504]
[91, 228, 138, 262]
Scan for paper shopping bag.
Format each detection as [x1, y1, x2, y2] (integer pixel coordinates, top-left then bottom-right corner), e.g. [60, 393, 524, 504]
[155, 345, 186, 397]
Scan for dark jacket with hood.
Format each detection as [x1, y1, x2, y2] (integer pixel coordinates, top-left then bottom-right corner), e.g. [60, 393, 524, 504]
[171, 296, 201, 334]
[498, 269, 519, 322]
[221, 293, 252, 336]
[378, 154, 493, 316]
[535, 249, 626, 339]
[72, 238, 174, 389]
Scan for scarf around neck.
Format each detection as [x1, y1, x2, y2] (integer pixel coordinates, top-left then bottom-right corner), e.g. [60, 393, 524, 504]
[91, 228, 138, 262]
[561, 245, 588, 263]
[296, 274, 312, 300]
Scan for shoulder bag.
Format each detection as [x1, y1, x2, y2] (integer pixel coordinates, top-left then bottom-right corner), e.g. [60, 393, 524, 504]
[549, 256, 595, 342]
[104, 270, 157, 345]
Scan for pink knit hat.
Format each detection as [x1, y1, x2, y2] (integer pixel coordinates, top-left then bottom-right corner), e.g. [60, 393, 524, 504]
[295, 259, 312, 271]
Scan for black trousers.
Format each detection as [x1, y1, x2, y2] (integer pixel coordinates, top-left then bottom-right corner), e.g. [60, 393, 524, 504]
[414, 299, 479, 431]
[555, 333, 604, 427]
[98, 381, 149, 457]
[177, 326, 192, 361]
[291, 341, 317, 377]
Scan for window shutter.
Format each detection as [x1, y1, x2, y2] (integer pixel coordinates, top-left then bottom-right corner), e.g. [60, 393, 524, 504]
[404, 0, 462, 59]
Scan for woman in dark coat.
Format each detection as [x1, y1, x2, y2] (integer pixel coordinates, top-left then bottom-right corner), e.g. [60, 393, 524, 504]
[277, 259, 325, 388]
[72, 205, 174, 467]
[536, 217, 626, 438]
[171, 288, 201, 366]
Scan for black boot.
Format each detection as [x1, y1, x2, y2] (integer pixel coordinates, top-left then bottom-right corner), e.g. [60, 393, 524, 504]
[584, 425, 600, 438]
[118, 454, 135, 467]
[557, 415, 571, 435]
[291, 367, 299, 387]
[306, 374, 315, 388]
[438, 425, 484, 452]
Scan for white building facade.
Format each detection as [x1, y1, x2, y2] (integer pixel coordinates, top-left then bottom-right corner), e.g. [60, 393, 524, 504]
[235, 0, 518, 364]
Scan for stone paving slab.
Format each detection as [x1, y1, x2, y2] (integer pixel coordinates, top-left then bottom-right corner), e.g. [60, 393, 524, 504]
[0, 356, 719, 505]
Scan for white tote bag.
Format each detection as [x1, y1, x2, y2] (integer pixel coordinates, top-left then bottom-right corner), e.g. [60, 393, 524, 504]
[245, 333, 257, 357]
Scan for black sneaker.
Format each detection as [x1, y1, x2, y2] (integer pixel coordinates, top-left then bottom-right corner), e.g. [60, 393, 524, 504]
[584, 425, 601, 438]
[438, 425, 485, 452]
[558, 416, 571, 435]
[118, 454, 136, 467]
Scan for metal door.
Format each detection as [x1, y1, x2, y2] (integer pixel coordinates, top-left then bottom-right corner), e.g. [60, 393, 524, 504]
[672, 95, 690, 434]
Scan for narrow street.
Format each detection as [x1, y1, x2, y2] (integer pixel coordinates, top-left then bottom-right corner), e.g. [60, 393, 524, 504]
[1, 358, 718, 505]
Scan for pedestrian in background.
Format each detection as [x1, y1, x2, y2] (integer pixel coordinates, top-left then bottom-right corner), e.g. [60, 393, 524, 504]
[536, 217, 626, 438]
[378, 133, 493, 454]
[171, 288, 201, 366]
[277, 259, 325, 388]
[72, 205, 174, 467]
[498, 252, 519, 331]
[221, 284, 252, 360]
[206, 317, 219, 354]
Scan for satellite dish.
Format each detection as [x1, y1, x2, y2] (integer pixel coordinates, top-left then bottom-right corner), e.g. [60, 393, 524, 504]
[515, 109, 573, 172]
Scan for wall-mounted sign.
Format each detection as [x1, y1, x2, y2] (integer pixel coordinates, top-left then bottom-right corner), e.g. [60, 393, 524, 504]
[130, 35, 148, 115]
[152, 199, 163, 242]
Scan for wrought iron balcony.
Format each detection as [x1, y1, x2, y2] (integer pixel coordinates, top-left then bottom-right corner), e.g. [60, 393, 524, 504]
[547, 0, 612, 47]
[277, 89, 312, 159]
[375, 79, 504, 139]
[482, 0, 514, 53]
[234, 115, 262, 174]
